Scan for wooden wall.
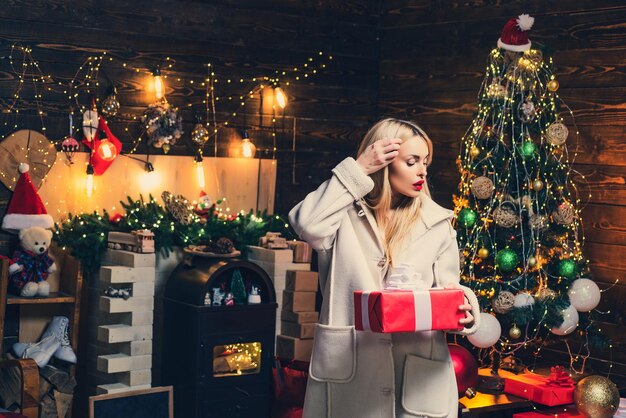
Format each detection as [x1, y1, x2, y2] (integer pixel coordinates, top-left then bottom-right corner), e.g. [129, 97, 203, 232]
[379, 1, 626, 376]
[0, 0, 381, 222]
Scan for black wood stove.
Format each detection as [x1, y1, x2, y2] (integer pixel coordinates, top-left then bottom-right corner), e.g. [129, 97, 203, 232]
[162, 257, 277, 418]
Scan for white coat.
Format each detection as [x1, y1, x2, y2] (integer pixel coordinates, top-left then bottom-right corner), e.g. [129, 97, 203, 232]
[289, 157, 481, 418]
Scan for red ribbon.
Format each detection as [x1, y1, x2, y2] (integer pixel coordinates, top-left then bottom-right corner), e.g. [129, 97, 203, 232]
[545, 365, 575, 387]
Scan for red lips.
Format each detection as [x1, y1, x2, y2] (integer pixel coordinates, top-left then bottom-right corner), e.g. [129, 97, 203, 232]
[413, 180, 425, 190]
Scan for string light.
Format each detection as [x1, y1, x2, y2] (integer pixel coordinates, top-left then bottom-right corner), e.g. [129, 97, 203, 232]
[85, 163, 95, 197]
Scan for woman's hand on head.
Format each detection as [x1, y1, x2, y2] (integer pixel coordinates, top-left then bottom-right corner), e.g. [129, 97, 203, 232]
[356, 137, 402, 175]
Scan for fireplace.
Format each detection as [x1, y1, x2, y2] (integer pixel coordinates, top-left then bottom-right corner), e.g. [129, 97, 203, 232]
[162, 258, 277, 418]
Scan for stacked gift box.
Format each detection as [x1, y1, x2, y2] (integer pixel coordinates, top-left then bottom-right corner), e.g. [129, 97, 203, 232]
[503, 367, 575, 407]
[246, 236, 313, 338]
[276, 270, 319, 361]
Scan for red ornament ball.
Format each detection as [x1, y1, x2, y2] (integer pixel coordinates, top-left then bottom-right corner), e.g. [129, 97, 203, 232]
[448, 344, 479, 396]
[109, 213, 123, 224]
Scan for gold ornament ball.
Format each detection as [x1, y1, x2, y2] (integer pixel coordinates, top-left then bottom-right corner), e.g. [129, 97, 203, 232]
[532, 179, 544, 191]
[546, 122, 569, 146]
[574, 375, 620, 418]
[101, 94, 120, 117]
[191, 123, 210, 147]
[470, 146, 480, 158]
[547, 79, 560, 92]
[162, 143, 171, 154]
[471, 176, 495, 200]
[528, 256, 537, 267]
[509, 324, 522, 339]
[478, 248, 490, 259]
[492, 290, 515, 314]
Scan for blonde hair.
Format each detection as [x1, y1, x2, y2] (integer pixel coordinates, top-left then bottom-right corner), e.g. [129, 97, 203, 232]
[357, 118, 433, 266]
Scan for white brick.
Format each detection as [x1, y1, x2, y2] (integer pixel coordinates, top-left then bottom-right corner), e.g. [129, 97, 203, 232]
[100, 266, 156, 284]
[98, 324, 153, 344]
[100, 310, 154, 326]
[119, 369, 151, 386]
[97, 340, 153, 356]
[102, 250, 156, 268]
[130, 281, 155, 296]
[97, 354, 152, 373]
[96, 383, 151, 395]
[100, 296, 154, 313]
[249, 259, 310, 278]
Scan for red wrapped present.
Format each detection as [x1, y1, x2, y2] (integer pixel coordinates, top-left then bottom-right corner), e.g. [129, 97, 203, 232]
[504, 367, 575, 407]
[354, 288, 465, 333]
[512, 404, 582, 417]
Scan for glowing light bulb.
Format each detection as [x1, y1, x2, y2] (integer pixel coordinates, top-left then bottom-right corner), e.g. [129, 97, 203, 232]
[241, 131, 256, 158]
[196, 162, 205, 188]
[86, 164, 94, 197]
[153, 66, 164, 99]
[274, 86, 287, 109]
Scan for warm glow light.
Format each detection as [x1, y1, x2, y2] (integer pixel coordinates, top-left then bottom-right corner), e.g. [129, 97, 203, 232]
[153, 66, 164, 99]
[96, 139, 118, 161]
[85, 174, 94, 197]
[242, 138, 256, 158]
[274, 86, 287, 109]
[139, 169, 162, 192]
[85, 163, 95, 197]
[196, 162, 205, 189]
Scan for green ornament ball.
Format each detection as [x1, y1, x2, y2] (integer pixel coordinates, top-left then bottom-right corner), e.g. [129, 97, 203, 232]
[496, 248, 519, 273]
[458, 208, 477, 228]
[520, 140, 537, 159]
[558, 259, 578, 279]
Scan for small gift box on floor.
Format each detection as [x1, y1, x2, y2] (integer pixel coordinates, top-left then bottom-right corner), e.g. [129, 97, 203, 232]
[504, 366, 575, 407]
[354, 288, 465, 333]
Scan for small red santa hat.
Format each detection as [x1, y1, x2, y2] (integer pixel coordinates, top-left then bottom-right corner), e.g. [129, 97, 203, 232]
[1, 163, 53, 233]
[497, 14, 535, 52]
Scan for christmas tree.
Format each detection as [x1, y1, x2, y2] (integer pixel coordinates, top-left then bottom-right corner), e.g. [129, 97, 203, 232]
[453, 15, 605, 360]
[230, 269, 247, 305]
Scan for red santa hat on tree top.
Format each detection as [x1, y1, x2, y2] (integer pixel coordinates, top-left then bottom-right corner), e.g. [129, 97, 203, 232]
[1, 163, 53, 233]
[497, 14, 535, 52]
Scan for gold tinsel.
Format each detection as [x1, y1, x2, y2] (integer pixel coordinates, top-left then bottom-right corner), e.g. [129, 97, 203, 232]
[574, 375, 620, 418]
[537, 287, 556, 300]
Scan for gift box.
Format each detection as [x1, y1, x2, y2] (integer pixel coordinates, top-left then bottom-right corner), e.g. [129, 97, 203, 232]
[288, 241, 312, 263]
[286, 270, 318, 291]
[512, 405, 582, 417]
[354, 288, 464, 333]
[504, 369, 575, 407]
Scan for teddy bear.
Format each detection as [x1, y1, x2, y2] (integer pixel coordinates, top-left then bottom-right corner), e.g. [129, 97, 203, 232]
[9, 226, 56, 297]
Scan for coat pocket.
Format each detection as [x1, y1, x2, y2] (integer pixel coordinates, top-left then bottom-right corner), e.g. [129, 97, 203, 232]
[401, 354, 452, 417]
[309, 323, 356, 383]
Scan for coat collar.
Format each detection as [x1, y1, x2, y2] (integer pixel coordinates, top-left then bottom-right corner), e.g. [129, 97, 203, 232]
[357, 194, 454, 249]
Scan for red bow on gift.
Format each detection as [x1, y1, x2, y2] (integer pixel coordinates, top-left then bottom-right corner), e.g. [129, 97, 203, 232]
[545, 366, 575, 387]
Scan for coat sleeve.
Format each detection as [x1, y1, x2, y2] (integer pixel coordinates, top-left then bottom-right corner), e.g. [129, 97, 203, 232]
[288, 157, 374, 251]
[433, 220, 481, 335]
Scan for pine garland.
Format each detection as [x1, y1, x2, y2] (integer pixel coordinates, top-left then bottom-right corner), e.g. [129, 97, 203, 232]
[54, 194, 294, 274]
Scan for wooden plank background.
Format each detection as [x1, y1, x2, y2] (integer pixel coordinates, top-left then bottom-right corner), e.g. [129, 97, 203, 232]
[379, 1, 626, 377]
[0, 0, 624, 396]
[0, 0, 381, 225]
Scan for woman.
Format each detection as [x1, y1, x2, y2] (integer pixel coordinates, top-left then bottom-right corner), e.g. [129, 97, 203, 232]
[289, 118, 481, 418]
